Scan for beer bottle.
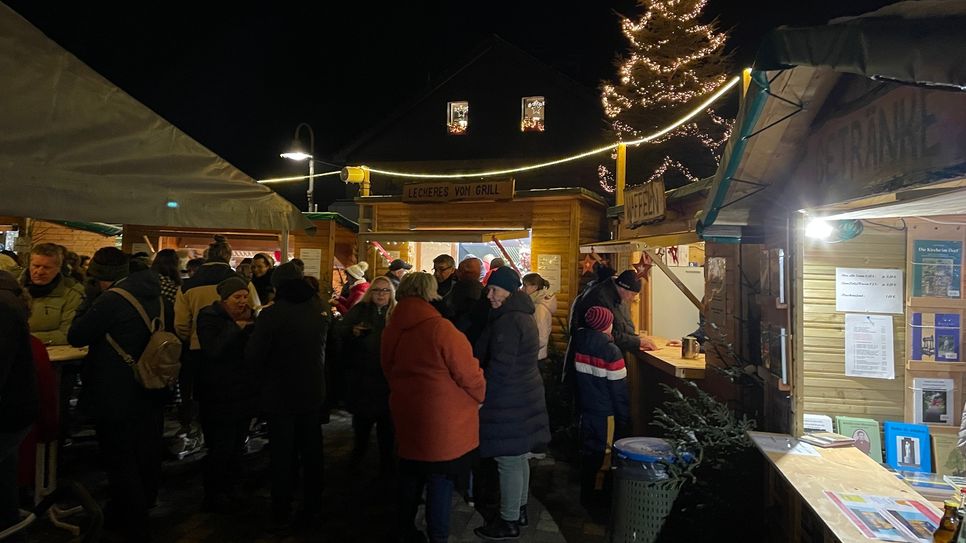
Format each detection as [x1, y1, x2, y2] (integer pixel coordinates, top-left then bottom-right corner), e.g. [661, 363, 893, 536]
[935, 499, 961, 542]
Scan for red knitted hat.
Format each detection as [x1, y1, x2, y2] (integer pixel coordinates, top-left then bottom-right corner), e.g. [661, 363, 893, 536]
[584, 306, 614, 332]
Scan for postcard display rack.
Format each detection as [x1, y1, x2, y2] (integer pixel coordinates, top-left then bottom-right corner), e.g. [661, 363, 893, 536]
[904, 218, 966, 475]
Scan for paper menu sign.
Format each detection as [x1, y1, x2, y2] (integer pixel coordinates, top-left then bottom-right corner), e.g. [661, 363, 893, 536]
[835, 268, 903, 314]
[299, 248, 322, 279]
[845, 314, 895, 380]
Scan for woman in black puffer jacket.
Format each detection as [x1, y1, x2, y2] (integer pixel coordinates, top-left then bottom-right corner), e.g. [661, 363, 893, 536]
[339, 275, 395, 475]
[196, 276, 257, 511]
[473, 267, 550, 540]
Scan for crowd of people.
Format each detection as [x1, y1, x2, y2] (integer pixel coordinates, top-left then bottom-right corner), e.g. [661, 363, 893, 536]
[0, 236, 657, 542]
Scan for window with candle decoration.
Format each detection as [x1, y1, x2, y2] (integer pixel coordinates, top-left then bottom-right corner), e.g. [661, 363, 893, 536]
[446, 101, 469, 135]
[521, 96, 545, 132]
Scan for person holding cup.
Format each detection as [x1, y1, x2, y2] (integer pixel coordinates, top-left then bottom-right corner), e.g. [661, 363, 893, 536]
[340, 275, 396, 475]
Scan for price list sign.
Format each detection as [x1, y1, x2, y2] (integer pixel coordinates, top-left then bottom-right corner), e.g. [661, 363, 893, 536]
[835, 268, 903, 314]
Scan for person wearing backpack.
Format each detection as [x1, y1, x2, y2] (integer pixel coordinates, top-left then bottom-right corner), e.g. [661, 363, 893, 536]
[68, 247, 172, 542]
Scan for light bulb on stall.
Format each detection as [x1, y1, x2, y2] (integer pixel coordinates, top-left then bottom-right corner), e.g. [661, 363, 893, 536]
[805, 218, 833, 239]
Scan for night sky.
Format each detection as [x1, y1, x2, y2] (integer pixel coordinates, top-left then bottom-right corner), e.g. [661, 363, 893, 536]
[7, 0, 896, 209]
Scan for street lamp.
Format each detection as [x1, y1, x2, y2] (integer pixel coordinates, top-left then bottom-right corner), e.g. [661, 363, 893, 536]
[280, 122, 316, 212]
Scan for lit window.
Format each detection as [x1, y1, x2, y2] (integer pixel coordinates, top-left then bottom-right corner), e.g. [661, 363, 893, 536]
[521, 96, 545, 132]
[447, 101, 469, 135]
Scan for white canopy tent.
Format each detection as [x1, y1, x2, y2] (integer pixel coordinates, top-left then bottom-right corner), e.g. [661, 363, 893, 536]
[0, 3, 314, 234]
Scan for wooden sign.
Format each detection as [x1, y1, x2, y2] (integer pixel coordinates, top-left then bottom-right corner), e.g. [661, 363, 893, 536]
[403, 179, 514, 203]
[625, 178, 666, 227]
[402, 182, 451, 202]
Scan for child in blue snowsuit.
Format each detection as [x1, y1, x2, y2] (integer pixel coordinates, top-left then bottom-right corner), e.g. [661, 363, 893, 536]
[573, 305, 630, 515]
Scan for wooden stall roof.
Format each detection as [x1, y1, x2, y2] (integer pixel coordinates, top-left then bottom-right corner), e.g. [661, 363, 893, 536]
[356, 187, 607, 206]
[302, 212, 359, 233]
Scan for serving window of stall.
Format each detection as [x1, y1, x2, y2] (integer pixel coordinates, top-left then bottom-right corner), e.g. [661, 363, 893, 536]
[794, 203, 966, 477]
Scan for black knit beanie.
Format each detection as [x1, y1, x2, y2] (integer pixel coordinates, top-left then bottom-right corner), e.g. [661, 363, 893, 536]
[88, 247, 130, 282]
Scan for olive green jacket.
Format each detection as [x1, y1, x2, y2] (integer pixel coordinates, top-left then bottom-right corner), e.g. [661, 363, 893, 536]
[29, 279, 84, 345]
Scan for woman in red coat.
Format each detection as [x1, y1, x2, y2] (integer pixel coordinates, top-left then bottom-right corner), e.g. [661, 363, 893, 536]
[381, 272, 485, 543]
[335, 262, 370, 315]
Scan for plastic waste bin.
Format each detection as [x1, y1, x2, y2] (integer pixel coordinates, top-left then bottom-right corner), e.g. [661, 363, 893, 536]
[610, 437, 685, 543]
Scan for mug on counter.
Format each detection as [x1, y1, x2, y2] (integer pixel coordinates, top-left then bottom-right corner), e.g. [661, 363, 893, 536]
[681, 336, 700, 359]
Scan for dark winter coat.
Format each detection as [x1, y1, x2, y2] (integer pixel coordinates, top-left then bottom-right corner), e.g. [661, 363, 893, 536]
[340, 300, 390, 418]
[251, 269, 275, 306]
[447, 279, 486, 336]
[245, 278, 327, 415]
[175, 262, 258, 350]
[431, 275, 458, 318]
[573, 327, 630, 454]
[474, 290, 550, 458]
[67, 270, 170, 421]
[0, 289, 38, 432]
[196, 301, 257, 407]
[564, 278, 637, 387]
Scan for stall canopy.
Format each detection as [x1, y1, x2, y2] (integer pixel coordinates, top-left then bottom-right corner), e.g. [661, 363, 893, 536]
[699, 0, 966, 237]
[0, 3, 314, 234]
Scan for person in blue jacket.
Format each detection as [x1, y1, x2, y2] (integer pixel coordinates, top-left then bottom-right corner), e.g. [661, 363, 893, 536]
[573, 305, 629, 518]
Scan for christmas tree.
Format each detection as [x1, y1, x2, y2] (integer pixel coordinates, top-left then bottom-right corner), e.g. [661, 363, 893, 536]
[600, 0, 732, 189]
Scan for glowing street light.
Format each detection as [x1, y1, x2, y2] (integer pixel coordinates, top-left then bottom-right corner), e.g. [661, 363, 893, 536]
[280, 122, 316, 212]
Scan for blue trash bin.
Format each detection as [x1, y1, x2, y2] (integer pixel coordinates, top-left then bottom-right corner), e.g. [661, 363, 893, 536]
[610, 437, 686, 543]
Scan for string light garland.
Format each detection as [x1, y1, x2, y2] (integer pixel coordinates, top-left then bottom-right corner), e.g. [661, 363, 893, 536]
[258, 170, 341, 184]
[255, 71, 739, 185]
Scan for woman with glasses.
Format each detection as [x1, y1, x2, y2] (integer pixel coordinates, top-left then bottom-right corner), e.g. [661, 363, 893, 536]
[341, 275, 396, 476]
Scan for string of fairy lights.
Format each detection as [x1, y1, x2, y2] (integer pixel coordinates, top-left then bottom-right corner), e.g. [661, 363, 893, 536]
[257, 72, 741, 185]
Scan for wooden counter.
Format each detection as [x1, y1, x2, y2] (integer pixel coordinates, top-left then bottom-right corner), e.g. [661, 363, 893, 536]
[46, 345, 87, 363]
[636, 338, 705, 380]
[749, 431, 940, 542]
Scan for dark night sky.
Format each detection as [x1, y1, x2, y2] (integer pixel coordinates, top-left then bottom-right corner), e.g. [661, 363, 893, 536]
[6, 0, 897, 209]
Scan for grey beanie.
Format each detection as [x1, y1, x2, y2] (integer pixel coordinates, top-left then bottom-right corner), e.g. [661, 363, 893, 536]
[217, 276, 249, 300]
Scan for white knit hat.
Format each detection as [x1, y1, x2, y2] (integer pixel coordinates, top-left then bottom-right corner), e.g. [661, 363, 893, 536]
[346, 260, 369, 280]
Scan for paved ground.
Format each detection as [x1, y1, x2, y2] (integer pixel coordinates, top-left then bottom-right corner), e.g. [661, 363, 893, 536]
[21, 410, 609, 543]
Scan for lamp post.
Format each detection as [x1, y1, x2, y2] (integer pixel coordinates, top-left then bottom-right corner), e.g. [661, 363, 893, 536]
[280, 122, 316, 212]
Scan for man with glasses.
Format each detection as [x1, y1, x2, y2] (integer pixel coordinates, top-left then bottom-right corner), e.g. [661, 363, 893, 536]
[432, 254, 457, 298]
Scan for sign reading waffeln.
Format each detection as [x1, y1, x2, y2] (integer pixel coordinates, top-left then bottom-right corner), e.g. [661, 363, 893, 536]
[403, 179, 515, 203]
[625, 178, 666, 227]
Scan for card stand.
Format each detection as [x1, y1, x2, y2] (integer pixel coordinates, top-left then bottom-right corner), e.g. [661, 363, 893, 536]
[904, 369, 962, 429]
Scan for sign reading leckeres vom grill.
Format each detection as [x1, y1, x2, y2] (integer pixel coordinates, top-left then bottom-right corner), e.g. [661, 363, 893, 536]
[403, 179, 515, 203]
[624, 178, 666, 227]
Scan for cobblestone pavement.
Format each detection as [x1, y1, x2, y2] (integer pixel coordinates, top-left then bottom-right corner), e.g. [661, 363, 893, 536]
[24, 410, 608, 542]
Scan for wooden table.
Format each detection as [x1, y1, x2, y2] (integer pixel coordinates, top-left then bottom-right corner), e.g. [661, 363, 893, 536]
[45, 345, 87, 363]
[636, 337, 705, 380]
[749, 431, 940, 542]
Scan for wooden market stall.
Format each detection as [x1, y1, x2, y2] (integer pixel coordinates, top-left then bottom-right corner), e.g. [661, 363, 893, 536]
[578, 178, 758, 434]
[123, 212, 358, 297]
[356, 184, 607, 350]
[693, 6, 966, 540]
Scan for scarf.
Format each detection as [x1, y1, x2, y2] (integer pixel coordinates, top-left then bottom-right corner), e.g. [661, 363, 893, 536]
[27, 272, 61, 299]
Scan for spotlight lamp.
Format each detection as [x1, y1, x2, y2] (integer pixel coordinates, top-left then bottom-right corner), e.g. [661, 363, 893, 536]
[805, 218, 863, 243]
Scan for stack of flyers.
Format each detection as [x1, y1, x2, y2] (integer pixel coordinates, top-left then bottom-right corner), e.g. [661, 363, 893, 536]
[824, 492, 940, 542]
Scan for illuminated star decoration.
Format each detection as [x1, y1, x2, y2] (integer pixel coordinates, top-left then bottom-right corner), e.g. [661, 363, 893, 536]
[633, 252, 653, 280]
[580, 253, 597, 275]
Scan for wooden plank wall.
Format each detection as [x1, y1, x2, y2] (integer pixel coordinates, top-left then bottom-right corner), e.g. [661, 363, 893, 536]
[801, 226, 906, 422]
